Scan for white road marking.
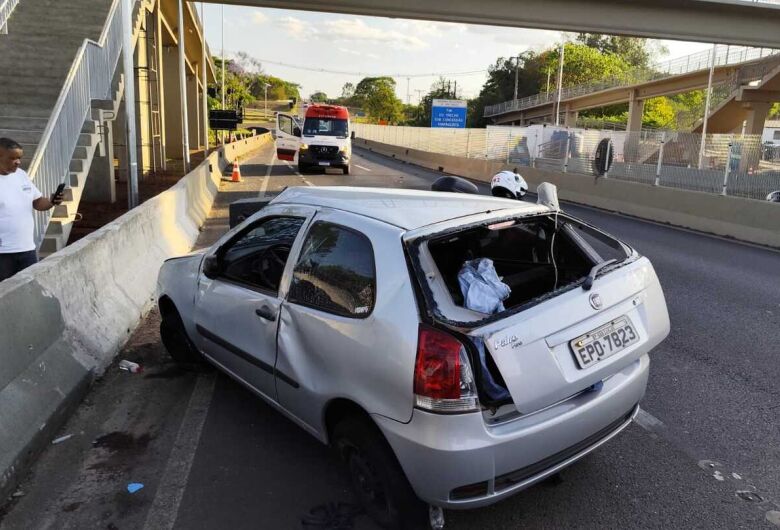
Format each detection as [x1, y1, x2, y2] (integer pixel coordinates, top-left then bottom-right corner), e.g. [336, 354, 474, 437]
[258, 148, 275, 198]
[303, 180, 314, 187]
[142, 374, 216, 530]
[355, 164, 372, 172]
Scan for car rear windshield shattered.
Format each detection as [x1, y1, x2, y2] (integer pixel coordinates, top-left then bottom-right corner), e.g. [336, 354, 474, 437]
[422, 214, 631, 324]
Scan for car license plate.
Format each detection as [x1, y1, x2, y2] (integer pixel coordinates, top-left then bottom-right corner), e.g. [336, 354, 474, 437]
[318, 161, 330, 166]
[570, 316, 639, 369]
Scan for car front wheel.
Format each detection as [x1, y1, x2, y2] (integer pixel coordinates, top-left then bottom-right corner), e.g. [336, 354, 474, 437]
[160, 305, 202, 365]
[333, 417, 426, 529]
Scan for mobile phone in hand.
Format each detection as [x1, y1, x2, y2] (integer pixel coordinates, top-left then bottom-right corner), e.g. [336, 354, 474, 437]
[55, 183, 66, 195]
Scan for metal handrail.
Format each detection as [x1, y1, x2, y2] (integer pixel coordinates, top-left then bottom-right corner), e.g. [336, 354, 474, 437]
[484, 44, 780, 117]
[0, 0, 20, 34]
[27, 0, 131, 246]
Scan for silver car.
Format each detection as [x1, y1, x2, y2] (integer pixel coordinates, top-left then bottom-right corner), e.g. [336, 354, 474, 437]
[157, 186, 670, 529]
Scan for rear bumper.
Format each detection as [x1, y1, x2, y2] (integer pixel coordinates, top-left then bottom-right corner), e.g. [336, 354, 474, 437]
[374, 354, 649, 509]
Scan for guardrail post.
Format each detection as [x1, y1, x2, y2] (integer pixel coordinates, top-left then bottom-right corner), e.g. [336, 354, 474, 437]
[466, 129, 471, 158]
[722, 141, 733, 196]
[563, 132, 571, 173]
[655, 132, 666, 186]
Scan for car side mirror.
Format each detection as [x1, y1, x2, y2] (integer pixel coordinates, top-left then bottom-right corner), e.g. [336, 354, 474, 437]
[203, 254, 221, 279]
[293, 126, 301, 138]
[350, 131, 356, 140]
[537, 182, 560, 211]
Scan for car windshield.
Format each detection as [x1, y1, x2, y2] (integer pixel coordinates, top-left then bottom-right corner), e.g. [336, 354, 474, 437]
[303, 117, 348, 137]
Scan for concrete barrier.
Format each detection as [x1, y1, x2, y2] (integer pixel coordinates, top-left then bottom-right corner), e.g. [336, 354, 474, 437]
[358, 138, 780, 249]
[0, 134, 271, 499]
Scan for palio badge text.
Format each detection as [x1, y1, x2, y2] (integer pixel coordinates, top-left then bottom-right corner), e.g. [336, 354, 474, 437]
[493, 334, 522, 350]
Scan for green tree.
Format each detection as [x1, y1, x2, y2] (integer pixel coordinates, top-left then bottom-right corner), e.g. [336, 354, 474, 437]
[642, 97, 676, 129]
[352, 77, 404, 123]
[575, 33, 666, 69]
[310, 91, 329, 103]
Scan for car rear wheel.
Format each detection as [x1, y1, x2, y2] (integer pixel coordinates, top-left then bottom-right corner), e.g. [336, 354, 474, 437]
[160, 305, 202, 365]
[333, 417, 426, 529]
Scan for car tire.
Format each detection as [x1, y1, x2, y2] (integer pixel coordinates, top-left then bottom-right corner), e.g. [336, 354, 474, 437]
[160, 307, 202, 365]
[333, 417, 427, 529]
[298, 163, 308, 174]
[342, 164, 351, 175]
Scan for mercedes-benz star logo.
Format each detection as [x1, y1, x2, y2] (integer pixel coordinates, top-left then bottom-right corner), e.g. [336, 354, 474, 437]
[589, 293, 603, 310]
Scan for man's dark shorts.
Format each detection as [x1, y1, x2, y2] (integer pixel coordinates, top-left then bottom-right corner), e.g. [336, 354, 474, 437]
[0, 251, 38, 282]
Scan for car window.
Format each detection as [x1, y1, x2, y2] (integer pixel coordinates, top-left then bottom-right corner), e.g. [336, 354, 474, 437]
[279, 115, 294, 136]
[220, 216, 305, 293]
[288, 222, 376, 318]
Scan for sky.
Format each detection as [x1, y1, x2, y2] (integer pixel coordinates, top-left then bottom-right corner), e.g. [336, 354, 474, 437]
[197, 4, 714, 103]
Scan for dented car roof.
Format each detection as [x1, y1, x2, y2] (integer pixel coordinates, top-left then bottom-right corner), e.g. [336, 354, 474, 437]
[271, 186, 546, 230]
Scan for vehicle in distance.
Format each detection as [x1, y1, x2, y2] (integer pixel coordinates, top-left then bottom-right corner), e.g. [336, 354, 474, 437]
[275, 104, 354, 174]
[157, 186, 670, 529]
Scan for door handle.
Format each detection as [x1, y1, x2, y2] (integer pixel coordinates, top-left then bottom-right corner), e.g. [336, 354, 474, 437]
[255, 306, 276, 322]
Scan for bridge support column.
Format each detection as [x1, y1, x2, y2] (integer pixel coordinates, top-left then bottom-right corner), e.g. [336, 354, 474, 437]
[188, 70, 200, 150]
[162, 45, 184, 171]
[627, 94, 645, 132]
[740, 101, 771, 172]
[743, 101, 771, 136]
[564, 106, 578, 127]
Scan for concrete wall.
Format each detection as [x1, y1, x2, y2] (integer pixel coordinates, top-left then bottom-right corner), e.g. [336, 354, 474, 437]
[357, 138, 780, 249]
[0, 134, 271, 500]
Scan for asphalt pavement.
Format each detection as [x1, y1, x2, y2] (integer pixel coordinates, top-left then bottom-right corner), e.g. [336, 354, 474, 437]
[2, 143, 780, 530]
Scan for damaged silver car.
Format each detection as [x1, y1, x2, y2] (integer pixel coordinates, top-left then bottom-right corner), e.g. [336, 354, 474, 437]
[157, 185, 670, 529]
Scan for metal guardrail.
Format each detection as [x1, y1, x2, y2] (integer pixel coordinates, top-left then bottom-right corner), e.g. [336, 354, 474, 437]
[353, 123, 780, 200]
[0, 0, 20, 34]
[27, 0, 129, 246]
[484, 44, 780, 118]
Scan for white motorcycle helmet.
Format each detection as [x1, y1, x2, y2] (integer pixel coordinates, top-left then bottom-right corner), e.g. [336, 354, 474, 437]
[491, 169, 528, 200]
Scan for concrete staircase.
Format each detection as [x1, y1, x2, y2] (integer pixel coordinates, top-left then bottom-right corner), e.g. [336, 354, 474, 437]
[0, 0, 112, 164]
[0, 0, 151, 256]
[40, 75, 126, 256]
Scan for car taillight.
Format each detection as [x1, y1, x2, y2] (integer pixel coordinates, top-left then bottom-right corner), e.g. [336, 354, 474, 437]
[414, 325, 479, 413]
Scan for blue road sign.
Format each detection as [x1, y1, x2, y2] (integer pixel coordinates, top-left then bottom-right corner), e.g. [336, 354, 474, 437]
[431, 99, 467, 128]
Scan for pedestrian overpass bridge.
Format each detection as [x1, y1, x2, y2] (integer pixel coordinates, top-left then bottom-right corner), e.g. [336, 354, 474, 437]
[484, 46, 780, 135]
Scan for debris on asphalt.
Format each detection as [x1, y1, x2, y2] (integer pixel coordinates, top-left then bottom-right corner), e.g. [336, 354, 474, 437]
[51, 434, 74, 445]
[127, 483, 144, 494]
[119, 360, 142, 373]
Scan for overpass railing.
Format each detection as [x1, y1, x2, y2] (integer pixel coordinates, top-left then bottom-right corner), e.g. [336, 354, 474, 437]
[27, 0, 129, 246]
[353, 123, 779, 200]
[0, 0, 20, 34]
[484, 44, 780, 118]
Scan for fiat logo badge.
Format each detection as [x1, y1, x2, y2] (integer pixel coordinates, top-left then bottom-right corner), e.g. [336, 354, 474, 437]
[589, 293, 603, 310]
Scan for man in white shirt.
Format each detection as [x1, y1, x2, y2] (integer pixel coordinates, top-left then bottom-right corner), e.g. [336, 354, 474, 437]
[0, 137, 64, 281]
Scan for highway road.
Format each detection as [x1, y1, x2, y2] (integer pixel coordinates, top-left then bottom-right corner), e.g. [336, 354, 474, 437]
[3, 143, 780, 530]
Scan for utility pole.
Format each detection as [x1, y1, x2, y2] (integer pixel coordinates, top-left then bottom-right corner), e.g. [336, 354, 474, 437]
[546, 68, 552, 93]
[264, 83, 269, 122]
[406, 77, 410, 105]
[201, 2, 208, 150]
[454, 80, 458, 99]
[220, 4, 225, 144]
[121, 0, 138, 207]
[415, 89, 424, 104]
[555, 43, 565, 126]
[514, 54, 520, 101]
[698, 43, 717, 169]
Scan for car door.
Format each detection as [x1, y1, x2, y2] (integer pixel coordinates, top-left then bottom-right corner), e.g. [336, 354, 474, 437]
[275, 112, 301, 161]
[193, 206, 315, 401]
[275, 209, 420, 432]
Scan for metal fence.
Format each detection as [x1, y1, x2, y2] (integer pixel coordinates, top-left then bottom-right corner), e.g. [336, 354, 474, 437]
[27, 0, 127, 246]
[484, 45, 780, 118]
[353, 123, 780, 200]
[0, 0, 20, 34]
